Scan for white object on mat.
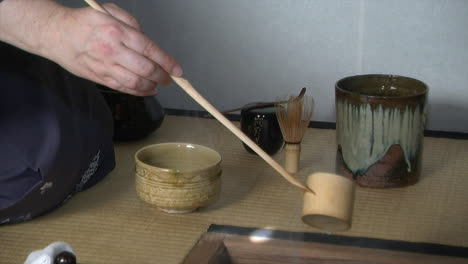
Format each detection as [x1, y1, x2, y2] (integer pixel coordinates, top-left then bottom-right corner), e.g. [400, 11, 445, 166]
[24, 242, 74, 264]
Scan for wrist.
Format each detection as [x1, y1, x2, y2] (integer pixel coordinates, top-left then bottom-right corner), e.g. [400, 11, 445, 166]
[0, 0, 67, 58]
[36, 3, 70, 60]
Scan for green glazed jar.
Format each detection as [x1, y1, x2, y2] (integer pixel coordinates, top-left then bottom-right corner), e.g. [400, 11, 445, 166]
[335, 74, 428, 188]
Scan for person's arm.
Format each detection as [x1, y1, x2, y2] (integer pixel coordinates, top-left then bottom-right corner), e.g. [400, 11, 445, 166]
[0, 0, 182, 96]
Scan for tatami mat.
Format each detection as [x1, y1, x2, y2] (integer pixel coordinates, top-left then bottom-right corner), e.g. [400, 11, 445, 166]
[1, 115, 467, 263]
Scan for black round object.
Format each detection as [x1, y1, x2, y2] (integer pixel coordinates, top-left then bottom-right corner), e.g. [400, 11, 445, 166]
[240, 105, 284, 155]
[54, 251, 77, 264]
[98, 85, 165, 141]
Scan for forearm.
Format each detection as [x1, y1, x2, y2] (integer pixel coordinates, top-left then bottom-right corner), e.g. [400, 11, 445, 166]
[0, 0, 66, 58]
[0, 1, 182, 96]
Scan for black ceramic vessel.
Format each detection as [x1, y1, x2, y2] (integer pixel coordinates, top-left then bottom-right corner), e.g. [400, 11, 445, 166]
[98, 85, 165, 141]
[240, 105, 284, 155]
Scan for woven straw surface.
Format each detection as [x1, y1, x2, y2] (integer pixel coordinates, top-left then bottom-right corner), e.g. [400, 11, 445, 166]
[1, 115, 467, 263]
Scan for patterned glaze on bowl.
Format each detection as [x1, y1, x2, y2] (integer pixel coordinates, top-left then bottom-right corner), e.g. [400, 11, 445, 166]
[135, 143, 222, 213]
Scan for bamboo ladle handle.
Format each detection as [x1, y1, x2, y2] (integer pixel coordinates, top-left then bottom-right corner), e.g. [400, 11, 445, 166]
[171, 76, 314, 194]
[220, 87, 306, 114]
[84, 0, 109, 14]
[83, 0, 313, 193]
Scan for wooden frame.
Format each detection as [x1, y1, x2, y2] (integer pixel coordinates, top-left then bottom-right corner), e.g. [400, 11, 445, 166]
[183, 232, 468, 264]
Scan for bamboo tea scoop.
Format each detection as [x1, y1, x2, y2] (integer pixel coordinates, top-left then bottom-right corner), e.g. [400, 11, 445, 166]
[84, 0, 355, 231]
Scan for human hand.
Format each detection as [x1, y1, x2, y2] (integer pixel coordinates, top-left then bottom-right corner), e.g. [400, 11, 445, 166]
[43, 3, 182, 96]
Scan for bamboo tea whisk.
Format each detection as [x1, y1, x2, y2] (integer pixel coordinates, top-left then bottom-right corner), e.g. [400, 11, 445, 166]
[276, 94, 314, 174]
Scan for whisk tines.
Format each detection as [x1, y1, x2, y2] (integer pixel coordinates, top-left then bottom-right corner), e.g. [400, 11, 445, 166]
[276, 94, 314, 144]
[275, 90, 314, 174]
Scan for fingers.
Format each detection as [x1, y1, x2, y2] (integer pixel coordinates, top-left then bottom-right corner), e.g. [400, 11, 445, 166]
[79, 4, 183, 96]
[110, 63, 159, 92]
[100, 3, 183, 78]
[85, 56, 157, 96]
[113, 45, 172, 86]
[121, 29, 183, 77]
[101, 3, 141, 30]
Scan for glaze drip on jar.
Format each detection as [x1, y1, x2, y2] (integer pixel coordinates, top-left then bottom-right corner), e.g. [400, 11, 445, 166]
[336, 99, 426, 175]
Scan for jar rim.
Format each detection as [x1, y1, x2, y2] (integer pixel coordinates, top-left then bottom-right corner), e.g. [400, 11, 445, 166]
[335, 74, 428, 99]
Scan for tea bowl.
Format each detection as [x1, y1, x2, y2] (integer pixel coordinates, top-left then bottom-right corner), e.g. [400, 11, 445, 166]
[135, 143, 222, 213]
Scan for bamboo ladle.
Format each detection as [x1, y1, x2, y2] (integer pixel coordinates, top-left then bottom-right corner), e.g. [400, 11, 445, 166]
[166, 78, 357, 230]
[171, 76, 313, 193]
[82, 0, 312, 194]
[84, 0, 360, 231]
[219, 87, 306, 115]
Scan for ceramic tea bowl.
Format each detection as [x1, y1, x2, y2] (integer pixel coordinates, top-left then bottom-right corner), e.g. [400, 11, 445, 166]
[335, 74, 428, 188]
[135, 143, 222, 213]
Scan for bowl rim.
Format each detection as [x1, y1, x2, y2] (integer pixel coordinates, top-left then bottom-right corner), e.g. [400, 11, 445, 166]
[134, 142, 222, 173]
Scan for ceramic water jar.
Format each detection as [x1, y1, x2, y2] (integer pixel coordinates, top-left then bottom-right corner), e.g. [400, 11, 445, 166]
[335, 74, 428, 188]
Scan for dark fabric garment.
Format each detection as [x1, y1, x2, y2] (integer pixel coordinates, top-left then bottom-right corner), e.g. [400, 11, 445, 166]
[0, 42, 115, 224]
